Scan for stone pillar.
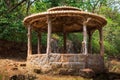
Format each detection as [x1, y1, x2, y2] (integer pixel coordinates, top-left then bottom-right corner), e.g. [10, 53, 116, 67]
[99, 28, 104, 56]
[27, 25, 32, 56]
[82, 22, 88, 55]
[82, 18, 91, 54]
[37, 32, 41, 54]
[46, 16, 52, 56]
[63, 32, 67, 53]
[88, 31, 92, 54]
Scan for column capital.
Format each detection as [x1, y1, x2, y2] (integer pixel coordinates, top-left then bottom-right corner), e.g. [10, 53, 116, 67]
[83, 18, 91, 25]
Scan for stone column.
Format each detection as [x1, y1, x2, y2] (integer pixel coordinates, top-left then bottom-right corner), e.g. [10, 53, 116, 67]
[46, 16, 52, 56]
[63, 32, 67, 53]
[88, 31, 92, 54]
[37, 32, 41, 54]
[82, 22, 88, 55]
[99, 28, 104, 56]
[27, 25, 32, 56]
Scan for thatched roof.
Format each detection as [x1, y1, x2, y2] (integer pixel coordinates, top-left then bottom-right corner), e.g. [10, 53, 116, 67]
[23, 6, 107, 32]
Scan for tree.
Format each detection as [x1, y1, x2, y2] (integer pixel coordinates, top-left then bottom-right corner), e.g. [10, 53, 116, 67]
[0, 0, 120, 56]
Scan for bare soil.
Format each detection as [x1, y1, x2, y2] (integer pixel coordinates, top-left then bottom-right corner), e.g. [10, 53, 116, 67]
[0, 39, 120, 80]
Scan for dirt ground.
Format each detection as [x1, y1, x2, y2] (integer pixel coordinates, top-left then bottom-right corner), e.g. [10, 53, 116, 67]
[0, 39, 120, 80]
[0, 58, 120, 80]
[0, 59, 89, 80]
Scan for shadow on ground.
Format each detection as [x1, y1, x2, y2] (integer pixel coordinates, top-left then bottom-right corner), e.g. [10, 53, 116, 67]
[93, 72, 120, 80]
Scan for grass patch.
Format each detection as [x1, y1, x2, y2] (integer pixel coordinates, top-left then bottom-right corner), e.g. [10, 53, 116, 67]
[36, 75, 92, 80]
[0, 74, 2, 80]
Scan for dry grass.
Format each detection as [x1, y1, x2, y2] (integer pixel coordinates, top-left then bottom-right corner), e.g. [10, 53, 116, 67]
[36, 75, 92, 80]
[0, 59, 120, 80]
[0, 59, 92, 80]
[108, 59, 120, 73]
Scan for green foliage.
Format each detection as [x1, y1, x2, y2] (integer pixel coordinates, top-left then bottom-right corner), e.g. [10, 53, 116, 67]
[0, 12, 27, 42]
[32, 0, 49, 12]
[104, 18, 120, 55]
[0, 0, 120, 57]
[104, 41, 118, 56]
[41, 33, 47, 46]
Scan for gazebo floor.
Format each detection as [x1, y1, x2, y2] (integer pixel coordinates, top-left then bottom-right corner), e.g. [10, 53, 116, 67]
[27, 54, 105, 75]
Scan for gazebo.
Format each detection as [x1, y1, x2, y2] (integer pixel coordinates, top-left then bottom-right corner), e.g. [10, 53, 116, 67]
[23, 6, 107, 75]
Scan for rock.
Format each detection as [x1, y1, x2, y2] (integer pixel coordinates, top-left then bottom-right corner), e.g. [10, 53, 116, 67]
[9, 74, 37, 80]
[41, 64, 52, 73]
[10, 75, 25, 80]
[58, 68, 68, 75]
[79, 68, 95, 78]
[49, 57, 55, 62]
[34, 69, 41, 74]
[20, 63, 26, 67]
[10, 75, 18, 80]
[11, 67, 18, 71]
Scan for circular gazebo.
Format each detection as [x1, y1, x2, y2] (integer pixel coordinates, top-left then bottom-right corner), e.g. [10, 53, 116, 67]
[23, 6, 107, 75]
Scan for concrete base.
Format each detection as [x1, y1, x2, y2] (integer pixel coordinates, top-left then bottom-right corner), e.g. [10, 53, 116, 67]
[27, 54, 105, 75]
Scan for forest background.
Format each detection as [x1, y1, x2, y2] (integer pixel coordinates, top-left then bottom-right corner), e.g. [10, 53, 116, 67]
[0, 0, 120, 57]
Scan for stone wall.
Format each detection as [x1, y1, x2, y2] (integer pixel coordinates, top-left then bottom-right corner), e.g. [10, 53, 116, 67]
[27, 54, 105, 75]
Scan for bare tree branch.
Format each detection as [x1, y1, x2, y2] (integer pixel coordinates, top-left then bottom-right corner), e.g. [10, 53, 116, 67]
[92, 0, 100, 13]
[8, 0, 27, 12]
[26, 0, 37, 15]
[4, 0, 11, 8]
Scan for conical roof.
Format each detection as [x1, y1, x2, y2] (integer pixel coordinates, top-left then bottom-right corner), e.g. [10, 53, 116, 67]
[23, 6, 107, 32]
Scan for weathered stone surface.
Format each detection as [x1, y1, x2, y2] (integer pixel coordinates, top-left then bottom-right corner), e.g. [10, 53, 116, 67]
[27, 54, 105, 75]
[41, 64, 52, 73]
[79, 68, 95, 78]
